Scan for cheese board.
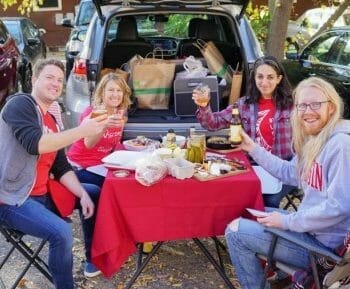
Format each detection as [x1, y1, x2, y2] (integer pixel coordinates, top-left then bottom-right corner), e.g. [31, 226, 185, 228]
[193, 158, 249, 181]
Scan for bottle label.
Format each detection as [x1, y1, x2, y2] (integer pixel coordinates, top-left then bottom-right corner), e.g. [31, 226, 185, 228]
[232, 108, 239, 115]
[230, 125, 242, 144]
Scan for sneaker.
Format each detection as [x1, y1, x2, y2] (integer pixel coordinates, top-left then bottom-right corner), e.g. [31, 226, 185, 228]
[84, 262, 101, 278]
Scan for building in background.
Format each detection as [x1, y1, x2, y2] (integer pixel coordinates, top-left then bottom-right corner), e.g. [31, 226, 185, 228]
[2, 0, 80, 50]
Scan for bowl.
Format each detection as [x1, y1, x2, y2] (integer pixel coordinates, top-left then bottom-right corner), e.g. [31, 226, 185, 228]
[206, 136, 232, 150]
[123, 138, 160, 151]
[162, 135, 186, 148]
[153, 148, 173, 159]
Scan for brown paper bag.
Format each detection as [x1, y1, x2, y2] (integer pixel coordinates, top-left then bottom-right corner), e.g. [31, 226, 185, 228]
[115, 67, 129, 82]
[229, 71, 243, 105]
[100, 67, 129, 82]
[194, 39, 233, 84]
[132, 57, 175, 109]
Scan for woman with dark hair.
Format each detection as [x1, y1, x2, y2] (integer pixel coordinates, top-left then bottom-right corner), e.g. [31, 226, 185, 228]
[193, 56, 295, 208]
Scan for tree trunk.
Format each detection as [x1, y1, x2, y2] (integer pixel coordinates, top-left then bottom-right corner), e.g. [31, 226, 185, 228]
[268, 0, 276, 15]
[313, 0, 350, 38]
[266, 0, 294, 60]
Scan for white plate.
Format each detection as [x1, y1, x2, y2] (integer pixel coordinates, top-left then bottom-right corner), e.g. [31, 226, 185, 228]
[102, 151, 150, 170]
[123, 139, 160, 151]
[246, 208, 269, 218]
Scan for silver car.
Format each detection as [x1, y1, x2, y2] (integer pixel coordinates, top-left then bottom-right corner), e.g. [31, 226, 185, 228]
[64, 0, 262, 139]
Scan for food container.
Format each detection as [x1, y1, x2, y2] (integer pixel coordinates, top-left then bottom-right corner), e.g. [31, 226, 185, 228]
[164, 158, 195, 180]
[153, 148, 173, 160]
[162, 135, 186, 148]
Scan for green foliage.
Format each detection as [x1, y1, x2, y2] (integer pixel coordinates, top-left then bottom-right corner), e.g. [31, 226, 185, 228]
[164, 14, 204, 38]
[0, 0, 43, 15]
[245, 3, 271, 49]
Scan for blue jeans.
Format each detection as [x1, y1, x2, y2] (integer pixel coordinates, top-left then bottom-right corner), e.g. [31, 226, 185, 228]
[224, 217, 330, 289]
[263, 184, 296, 208]
[0, 183, 100, 289]
[75, 169, 105, 189]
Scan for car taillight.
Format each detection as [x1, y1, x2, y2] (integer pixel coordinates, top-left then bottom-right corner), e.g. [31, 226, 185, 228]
[72, 58, 87, 77]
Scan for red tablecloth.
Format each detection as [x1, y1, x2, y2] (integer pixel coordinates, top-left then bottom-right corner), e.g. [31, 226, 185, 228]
[91, 150, 264, 278]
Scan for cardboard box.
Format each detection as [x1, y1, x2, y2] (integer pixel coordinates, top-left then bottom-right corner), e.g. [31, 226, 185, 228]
[173, 77, 219, 117]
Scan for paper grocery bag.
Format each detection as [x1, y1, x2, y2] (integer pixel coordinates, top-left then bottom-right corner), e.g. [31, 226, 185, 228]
[194, 39, 233, 84]
[100, 67, 129, 83]
[229, 71, 243, 104]
[132, 57, 175, 109]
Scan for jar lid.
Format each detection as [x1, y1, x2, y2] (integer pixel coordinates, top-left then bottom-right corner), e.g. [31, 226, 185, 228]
[113, 170, 130, 178]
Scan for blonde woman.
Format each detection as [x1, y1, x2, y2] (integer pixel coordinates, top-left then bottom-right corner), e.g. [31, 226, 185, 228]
[68, 73, 131, 188]
[225, 77, 350, 289]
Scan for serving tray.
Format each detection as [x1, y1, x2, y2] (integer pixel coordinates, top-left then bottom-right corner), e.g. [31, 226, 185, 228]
[193, 158, 249, 182]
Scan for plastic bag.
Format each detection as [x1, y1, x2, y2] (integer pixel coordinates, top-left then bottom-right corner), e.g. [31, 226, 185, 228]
[176, 56, 208, 79]
[135, 155, 168, 186]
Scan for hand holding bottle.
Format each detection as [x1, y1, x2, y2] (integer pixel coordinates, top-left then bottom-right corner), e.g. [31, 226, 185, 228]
[240, 130, 257, 153]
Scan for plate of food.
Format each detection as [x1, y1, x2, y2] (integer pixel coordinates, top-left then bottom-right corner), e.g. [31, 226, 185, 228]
[123, 136, 160, 151]
[102, 150, 149, 170]
[206, 136, 233, 150]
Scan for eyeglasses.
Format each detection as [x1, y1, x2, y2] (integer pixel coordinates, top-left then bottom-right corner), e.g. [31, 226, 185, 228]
[296, 101, 330, 112]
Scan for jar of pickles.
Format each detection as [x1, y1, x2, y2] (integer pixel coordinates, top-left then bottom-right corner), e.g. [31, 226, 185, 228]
[187, 133, 206, 164]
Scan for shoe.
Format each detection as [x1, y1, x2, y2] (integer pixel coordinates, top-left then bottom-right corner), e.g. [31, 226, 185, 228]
[84, 262, 101, 278]
[142, 242, 153, 254]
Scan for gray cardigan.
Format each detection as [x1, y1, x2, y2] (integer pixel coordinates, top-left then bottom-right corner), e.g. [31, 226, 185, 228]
[0, 94, 41, 205]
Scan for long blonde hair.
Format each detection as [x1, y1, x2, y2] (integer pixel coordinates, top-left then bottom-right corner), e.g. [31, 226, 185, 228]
[93, 73, 131, 109]
[291, 77, 343, 178]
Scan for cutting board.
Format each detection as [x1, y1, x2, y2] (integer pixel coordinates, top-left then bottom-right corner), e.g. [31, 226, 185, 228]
[193, 166, 249, 182]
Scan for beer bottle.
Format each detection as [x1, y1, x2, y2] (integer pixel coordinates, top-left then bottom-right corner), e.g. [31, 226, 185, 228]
[229, 103, 242, 145]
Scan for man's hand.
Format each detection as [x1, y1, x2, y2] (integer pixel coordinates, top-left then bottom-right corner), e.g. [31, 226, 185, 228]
[79, 114, 108, 138]
[256, 211, 283, 229]
[240, 130, 257, 153]
[79, 191, 95, 219]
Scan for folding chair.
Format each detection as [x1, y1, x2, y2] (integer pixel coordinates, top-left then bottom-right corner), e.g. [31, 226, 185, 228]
[282, 189, 303, 211]
[0, 224, 53, 289]
[259, 227, 350, 289]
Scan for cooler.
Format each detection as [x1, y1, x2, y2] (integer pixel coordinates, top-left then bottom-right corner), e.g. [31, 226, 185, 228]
[173, 77, 220, 117]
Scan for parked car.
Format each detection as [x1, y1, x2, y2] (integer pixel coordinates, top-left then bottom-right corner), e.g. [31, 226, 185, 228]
[61, 0, 95, 78]
[0, 19, 19, 108]
[283, 26, 350, 118]
[286, 7, 350, 49]
[64, 0, 263, 139]
[1, 17, 47, 93]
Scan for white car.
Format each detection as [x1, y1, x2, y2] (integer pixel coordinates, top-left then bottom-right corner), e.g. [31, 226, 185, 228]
[287, 6, 350, 48]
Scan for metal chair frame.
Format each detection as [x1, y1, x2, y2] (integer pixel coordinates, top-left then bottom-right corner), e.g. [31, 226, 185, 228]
[0, 225, 53, 289]
[259, 227, 347, 289]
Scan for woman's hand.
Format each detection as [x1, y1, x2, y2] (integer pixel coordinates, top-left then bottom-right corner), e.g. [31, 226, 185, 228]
[256, 211, 283, 229]
[240, 130, 257, 153]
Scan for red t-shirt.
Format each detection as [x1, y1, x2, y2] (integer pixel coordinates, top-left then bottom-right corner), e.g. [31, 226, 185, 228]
[256, 98, 275, 152]
[67, 106, 123, 168]
[31, 108, 59, 196]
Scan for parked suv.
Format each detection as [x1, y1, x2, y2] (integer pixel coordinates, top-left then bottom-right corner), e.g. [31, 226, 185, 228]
[64, 0, 262, 139]
[61, 0, 95, 78]
[0, 19, 19, 108]
[283, 26, 350, 118]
